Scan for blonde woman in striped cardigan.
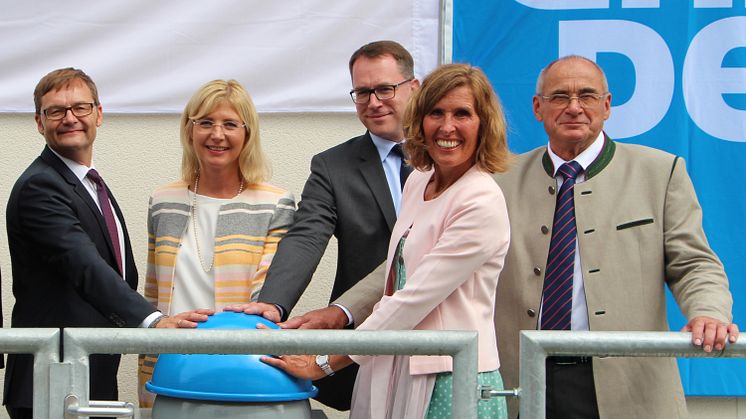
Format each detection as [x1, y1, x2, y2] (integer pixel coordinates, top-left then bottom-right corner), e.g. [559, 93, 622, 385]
[137, 80, 296, 408]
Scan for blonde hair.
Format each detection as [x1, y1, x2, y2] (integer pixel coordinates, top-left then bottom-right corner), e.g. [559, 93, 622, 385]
[403, 64, 511, 174]
[180, 79, 269, 184]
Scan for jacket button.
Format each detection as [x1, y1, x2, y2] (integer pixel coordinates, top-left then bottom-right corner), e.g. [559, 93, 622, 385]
[527, 309, 536, 317]
[533, 267, 542, 275]
[541, 225, 549, 234]
[548, 186, 556, 195]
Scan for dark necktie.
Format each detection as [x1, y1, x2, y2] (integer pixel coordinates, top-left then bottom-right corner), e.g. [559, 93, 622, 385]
[541, 161, 583, 330]
[391, 143, 412, 190]
[87, 169, 123, 274]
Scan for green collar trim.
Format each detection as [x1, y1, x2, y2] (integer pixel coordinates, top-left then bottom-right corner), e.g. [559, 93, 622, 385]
[541, 134, 616, 179]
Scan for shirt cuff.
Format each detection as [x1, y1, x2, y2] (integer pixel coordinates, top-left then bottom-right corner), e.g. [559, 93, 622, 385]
[331, 303, 354, 327]
[140, 311, 164, 328]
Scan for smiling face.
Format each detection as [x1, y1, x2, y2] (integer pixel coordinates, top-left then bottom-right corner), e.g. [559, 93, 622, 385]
[423, 85, 480, 181]
[351, 54, 418, 142]
[533, 58, 611, 159]
[190, 101, 246, 175]
[36, 79, 102, 166]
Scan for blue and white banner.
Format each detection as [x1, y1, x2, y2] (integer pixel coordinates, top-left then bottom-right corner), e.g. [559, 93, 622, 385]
[453, 0, 746, 396]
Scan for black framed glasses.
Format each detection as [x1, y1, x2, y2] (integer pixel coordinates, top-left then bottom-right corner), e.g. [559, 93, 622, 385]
[540, 93, 609, 109]
[350, 79, 413, 104]
[191, 119, 246, 132]
[42, 103, 95, 120]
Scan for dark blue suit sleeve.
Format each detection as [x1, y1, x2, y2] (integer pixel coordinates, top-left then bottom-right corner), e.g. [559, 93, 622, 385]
[258, 153, 338, 317]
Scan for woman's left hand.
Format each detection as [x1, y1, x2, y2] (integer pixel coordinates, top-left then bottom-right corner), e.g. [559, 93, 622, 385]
[261, 354, 326, 380]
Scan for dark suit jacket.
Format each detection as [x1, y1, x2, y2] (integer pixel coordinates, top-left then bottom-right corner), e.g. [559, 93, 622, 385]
[258, 132, 397, 410]
[259, 132, 396, 312]
[4, 146, 154, 408]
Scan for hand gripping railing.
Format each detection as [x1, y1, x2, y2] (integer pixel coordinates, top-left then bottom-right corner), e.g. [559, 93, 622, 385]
[61, 328, 479, 418]
[518, 330, 746, 419]
[0, 329, 60, 419]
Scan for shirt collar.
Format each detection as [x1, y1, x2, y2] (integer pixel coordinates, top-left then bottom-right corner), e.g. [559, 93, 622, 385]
[546, 131, 604, 177]
[48, 147, 95, 183]
[369, 132, 403, 162]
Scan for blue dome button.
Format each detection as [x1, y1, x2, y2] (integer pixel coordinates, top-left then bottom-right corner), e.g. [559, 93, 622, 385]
[146, 312, 318, 402]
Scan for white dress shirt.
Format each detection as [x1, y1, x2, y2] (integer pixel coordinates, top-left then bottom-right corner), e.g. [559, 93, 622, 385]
[542, 131, 605, 331]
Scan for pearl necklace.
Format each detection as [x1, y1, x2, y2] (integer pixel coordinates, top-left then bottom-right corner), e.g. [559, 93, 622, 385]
[191, 172, 245, 273]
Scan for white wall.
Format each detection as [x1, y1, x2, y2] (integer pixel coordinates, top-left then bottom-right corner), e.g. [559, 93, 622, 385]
[0, 112, 741, 418]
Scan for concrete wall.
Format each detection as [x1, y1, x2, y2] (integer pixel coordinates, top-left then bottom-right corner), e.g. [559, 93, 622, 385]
[0, 112, 740, 418]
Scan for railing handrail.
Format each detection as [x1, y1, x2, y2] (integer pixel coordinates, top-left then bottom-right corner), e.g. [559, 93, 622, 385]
[62, 328, 480, 419]
[519, 330, 746, 419]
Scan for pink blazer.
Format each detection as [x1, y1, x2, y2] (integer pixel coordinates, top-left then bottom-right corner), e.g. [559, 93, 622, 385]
[352, 165, 510, 375]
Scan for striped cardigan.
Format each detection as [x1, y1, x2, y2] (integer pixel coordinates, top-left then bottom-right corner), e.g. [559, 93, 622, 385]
[138, 180, 295, 407]
[143, 180, 296, 312]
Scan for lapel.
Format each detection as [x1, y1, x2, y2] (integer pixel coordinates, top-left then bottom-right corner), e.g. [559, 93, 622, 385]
[541, 132, 616, 179]
[356, 132, 397, 231]
[40, 146, 123, 276]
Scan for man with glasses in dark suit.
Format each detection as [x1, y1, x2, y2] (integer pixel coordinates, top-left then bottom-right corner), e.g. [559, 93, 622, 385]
[231, 41, 419, 410]
[4, 68, 211, 419]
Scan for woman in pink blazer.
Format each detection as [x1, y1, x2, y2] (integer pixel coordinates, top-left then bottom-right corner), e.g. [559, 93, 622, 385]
[263, 64, 512, 419]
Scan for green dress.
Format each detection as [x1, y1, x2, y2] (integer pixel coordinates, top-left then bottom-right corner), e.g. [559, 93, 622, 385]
[391, 235, 508, 419]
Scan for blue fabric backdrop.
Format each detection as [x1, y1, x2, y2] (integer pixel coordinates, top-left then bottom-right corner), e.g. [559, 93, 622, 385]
[452, 0, 746, 396]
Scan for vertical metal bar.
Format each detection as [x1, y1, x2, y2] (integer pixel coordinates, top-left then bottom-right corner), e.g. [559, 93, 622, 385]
[519, 331, 547, 419]
[33, 331, 60, 419]
[0, 329, 60, 419]
[451, 332, 479, 418]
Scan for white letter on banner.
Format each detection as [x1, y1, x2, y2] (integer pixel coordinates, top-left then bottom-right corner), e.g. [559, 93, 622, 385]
[683, 16, 746, 143]
[513, 0, 608, 9]
[559, 20, 674, 139]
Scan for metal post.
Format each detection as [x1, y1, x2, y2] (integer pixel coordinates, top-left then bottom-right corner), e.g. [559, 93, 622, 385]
[451, 331, 479, 419]
[0, 329, 60, 419]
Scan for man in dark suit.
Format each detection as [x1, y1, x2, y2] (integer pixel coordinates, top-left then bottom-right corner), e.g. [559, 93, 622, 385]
[235, 41, 419, 410]
[4, 68, 211, 419]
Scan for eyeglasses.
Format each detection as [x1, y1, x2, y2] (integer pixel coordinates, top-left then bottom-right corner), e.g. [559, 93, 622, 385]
[42, 103, 95, 120]
[191, 119, 246, 132]
[350, 79, 413, 104]
[540, 93, 608, 109]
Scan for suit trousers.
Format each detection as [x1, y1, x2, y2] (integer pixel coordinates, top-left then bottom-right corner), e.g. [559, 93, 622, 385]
[312, 363, 358, 411]
[545, 357, 600, 419]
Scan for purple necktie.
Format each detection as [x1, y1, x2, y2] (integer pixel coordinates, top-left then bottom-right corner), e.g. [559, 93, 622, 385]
[541, 161, 583, 330]
[87, 169, 123, 274]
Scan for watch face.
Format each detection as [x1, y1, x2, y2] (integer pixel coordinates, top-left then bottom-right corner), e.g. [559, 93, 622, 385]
[316, 355, 329, 365]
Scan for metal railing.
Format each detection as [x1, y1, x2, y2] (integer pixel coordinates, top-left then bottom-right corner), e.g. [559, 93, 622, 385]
[6, 328, 740, 418]
[0, 328, 480, 418]
[0, 329, 60, 419]
[518, 331, 746, 419]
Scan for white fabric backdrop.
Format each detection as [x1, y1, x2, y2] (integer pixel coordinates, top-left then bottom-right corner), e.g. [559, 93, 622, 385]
[0, 0, 440, 113]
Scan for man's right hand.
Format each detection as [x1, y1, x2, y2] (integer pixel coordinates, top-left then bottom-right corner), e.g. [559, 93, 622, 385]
[279, 305, 348, 330]
[223, 302, 282, 323]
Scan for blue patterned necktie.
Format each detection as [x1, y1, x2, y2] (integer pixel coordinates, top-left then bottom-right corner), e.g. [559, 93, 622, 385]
[541, 161, 583, 330]
[391, 143, 412, 190]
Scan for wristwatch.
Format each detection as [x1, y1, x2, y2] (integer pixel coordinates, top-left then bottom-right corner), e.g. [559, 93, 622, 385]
[315, 355, 335, 376]
[148, 314, 168, 328]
